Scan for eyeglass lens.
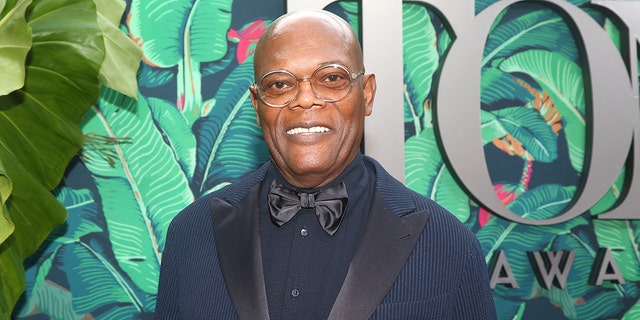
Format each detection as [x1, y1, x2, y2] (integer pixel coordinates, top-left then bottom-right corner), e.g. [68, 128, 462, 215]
[258, 65, 354, 107]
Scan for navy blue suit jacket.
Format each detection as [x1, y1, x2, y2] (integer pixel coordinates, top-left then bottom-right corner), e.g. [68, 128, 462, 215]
[155, 156, 497, 319]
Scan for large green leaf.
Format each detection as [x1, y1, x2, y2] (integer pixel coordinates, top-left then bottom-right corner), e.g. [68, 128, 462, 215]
[0, 0, 32, 96]
[499, 49, 586, 173]
[94, 0, 142, 98]
[403, 2, 438, 134]
[0, 0, 107, 316]
[405, 129, 470, 223]
[80, 87, 194, 294]
[0, 159, 13, 244]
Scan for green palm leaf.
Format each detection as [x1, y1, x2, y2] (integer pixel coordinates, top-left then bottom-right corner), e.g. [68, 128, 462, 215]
[483, 9, 576, 66]
[128, 0, 234, 124]
[94, 0, 141, 98]
[480, 109, 508, 145]
[479, 184, 582, 265]
[499, 49, 586, 173]
[80, 87, 194, 294]
[192, 58, 269, 196]
[475, 0, 591, 14]
[593, 219, 640, 281]
[335, 1, 359, 35]
[403, 2, 438, 134]
[624, 300, 640, 320]
[481, 67, 534, 106]
[479, 186, 587, 307]
[0, 0, 32, 96]
[148, 97, 197, 181]
[17, 185, 156, 317]
[405, 129, 470, 222]
[547, 226, 634, 320]
[0, 0, 108, 315]
[494, 106, 558, 162]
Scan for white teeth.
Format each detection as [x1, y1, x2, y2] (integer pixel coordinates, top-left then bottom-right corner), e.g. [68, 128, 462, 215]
[286, 126, 330, 135]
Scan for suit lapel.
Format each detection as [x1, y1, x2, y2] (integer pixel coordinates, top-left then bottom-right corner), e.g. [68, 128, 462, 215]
[210, 184, 270, 320]
[328, 191, 430, 320]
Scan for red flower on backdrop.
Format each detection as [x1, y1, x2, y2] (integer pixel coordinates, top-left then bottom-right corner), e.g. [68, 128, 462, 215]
[228, 20, 269, 64]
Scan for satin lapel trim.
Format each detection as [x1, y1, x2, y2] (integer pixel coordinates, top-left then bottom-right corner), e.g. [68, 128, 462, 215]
[328, 192, 430, 320]
[210, 184, 269, 320]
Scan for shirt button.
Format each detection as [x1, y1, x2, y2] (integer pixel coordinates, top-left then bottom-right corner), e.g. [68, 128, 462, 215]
[291, 288, 300, 297]
[300, 228, 308, 237]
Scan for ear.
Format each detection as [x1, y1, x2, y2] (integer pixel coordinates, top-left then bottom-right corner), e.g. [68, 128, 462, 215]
[249, 85, 262, 126]
[362, 73, 376, 116]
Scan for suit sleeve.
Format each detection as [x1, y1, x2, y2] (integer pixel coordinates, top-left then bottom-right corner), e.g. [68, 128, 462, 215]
[450, 234, 498, 319]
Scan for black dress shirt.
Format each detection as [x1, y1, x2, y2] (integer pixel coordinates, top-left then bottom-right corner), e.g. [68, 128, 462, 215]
[259, 154, 374, 320]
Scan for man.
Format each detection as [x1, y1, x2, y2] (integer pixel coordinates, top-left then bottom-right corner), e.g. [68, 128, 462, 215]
[155, 9, 497, 320]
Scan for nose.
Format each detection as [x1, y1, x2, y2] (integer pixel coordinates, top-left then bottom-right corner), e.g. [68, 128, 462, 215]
[290, 80, 321, 109]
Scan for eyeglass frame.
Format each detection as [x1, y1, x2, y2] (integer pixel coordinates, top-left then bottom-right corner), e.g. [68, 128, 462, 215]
[250, 63, 365, 108]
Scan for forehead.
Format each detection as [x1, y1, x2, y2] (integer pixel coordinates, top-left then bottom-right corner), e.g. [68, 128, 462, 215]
[254, 15, 360, 75]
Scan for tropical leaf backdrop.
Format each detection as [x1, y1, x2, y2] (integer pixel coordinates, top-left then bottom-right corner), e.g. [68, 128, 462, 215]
[13, 0, 640, 319]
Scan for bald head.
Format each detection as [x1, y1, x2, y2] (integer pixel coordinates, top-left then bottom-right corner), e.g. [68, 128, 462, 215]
[253, 10, 364, 76]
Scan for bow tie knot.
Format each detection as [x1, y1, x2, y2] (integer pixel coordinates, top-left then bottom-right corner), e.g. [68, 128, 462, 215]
[299, 192, 315, 208]
[268, 180, 348, 236]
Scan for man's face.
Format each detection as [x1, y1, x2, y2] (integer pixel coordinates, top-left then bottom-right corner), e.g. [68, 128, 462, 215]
[250, 16, 376, 188]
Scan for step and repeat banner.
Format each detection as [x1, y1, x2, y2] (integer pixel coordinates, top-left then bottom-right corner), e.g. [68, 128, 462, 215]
[14, 0, 640, 319]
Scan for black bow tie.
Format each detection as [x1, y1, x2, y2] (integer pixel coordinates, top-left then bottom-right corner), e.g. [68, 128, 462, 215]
[268, 180, 348, 236]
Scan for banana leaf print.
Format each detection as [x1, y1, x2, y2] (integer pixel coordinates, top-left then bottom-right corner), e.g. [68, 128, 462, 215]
[542, 227, 637, 319]
[624, 299, 640, 320]
[403, 3, 439, 136]
[482, 106, 558, 162]
[327, 1, 359, 36]
[128, 0, 234, 124]
[191, 57, 270, 196]
[147, 97, 197, 181]
[593, 219, 640, 281]
[79, 87, 195, 294]
[481, 67, 534, 107]
[475, 0, 592, 15]
[544, 231, 601, 318]
[479, 185, 584, 311]
[405, 129, 470, 224]
[483, 7, 578, 66]
[16, 186, 155, 318]
[498, 49, 586, 174]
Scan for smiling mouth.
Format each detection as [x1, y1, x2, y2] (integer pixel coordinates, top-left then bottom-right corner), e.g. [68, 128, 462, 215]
[286, 126, 330, 135]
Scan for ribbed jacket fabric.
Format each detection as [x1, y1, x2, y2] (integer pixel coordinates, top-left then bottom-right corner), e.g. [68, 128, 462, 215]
[155, 155, 497, 319]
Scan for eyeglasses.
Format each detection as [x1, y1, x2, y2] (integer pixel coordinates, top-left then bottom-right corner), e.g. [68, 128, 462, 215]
[251, 64, 364, 108]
